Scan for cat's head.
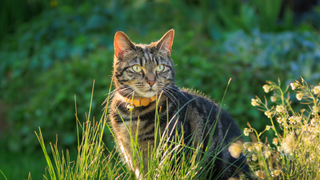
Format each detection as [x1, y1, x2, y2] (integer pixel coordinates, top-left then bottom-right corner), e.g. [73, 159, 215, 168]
[112, 29, 175, 99]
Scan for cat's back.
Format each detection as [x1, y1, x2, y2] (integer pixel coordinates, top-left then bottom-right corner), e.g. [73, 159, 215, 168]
[178, 88, 242, 144]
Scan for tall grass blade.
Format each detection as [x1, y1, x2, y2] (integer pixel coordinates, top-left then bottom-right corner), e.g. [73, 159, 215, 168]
[0, 170, 7, 180]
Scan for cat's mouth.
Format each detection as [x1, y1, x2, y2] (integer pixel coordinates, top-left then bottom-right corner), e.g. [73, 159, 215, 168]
[142, 86, 156, 92]
[138, 88, 158, 98]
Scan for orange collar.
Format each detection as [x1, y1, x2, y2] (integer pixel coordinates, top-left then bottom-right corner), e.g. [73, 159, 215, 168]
[121, 95, 157, 107]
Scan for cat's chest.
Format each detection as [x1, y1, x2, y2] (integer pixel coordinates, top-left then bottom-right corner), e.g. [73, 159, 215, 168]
[109, 98, 169, 147]
[111, 110, 153, 136]
[115, 119, 155, 153]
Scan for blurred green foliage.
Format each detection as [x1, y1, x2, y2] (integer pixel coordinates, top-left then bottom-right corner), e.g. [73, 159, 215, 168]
[1, 0, 320, 154]
[0, 3, 115, 152]
[0, 0, 105, 42]
[0, 140, 47, 179]
[173, 29, 320, 130]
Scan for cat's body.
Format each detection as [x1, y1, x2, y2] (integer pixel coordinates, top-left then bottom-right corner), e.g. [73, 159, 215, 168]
[109, 29, 251, 179]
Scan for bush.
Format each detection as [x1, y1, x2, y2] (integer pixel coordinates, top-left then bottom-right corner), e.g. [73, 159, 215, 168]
[2, 49, 114, 152]
[174, 29, 320, 131]
[0, 3, 115, 152]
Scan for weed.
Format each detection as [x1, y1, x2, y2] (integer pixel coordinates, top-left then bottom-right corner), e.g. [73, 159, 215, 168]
[247, 78, 320, 179]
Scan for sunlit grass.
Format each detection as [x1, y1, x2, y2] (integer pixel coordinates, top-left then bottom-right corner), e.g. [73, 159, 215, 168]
[0, 170, 7, 180]
[32, 79, 253, 179]
[34, 80, 115, 179]
[30, 77, 320, 180]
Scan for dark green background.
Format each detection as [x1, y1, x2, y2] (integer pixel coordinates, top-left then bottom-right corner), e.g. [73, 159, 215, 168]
[1, 0, 320, 179]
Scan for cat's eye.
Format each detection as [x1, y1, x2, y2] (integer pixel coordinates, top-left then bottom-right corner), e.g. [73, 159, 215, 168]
[156, 65, 164, 72]
[132, 65, 142, 72]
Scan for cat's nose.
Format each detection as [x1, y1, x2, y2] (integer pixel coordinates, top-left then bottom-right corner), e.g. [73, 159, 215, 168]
[148, 80, 155, 86]
[147, 73, 155, 86]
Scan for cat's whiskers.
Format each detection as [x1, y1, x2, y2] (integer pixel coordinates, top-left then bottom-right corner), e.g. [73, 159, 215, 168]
[109, 86, 130, 97]
[116, 85, 136, 98]
[117, 87, 132, 94]
[108, 86, 123, 95]
[163, 86, 182, 100]
[162, 88, 179, 107]
[165, 85, 190, 101]
[111, 85, 136, 108]
[155, 83, 179, 106]
[104, 87, 131, 106]
[103, 86, 128, 107]
[117, 91, 135, 108]
[107, 85, 129, 98]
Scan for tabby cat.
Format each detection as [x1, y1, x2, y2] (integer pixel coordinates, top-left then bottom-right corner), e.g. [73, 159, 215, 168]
[109, 29, 251, 179]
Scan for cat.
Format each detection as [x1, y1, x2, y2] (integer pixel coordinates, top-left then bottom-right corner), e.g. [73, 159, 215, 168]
[108, 29, 252, 179]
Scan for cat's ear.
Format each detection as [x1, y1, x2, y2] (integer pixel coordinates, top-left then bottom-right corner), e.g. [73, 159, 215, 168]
[156, 29, 174, 55]
[114, 31, 135, 59]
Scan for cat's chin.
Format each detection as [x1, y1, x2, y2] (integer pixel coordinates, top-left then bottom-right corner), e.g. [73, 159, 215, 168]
[139, 91, 158, 98]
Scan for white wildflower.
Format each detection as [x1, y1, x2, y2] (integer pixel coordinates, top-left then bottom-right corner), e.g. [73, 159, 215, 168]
[290, 81, 299, 90]
[255, 170, 266, 179]
[251, 154, 257, 161]
[288, 116, 301, 124]
[271, 95, 277, 102]
[312, 106, 319, 115]
[251, 98, 259, 106]
[276, 116, 285, 124]
[310, 118, 316, 126]
[281, 134, 295, 155]
[264, 149, 271, 158]
[265, 111, 272, 118]
[263, 84, 272, 93]
[271, 170, 281, 177]
[276, 105, 285, 113]
[273, 138, 279, 145]
[243, 128, 251, 136]
[265, 125, 272, 131]
[313, 86, 320, 95]
[254, 142, 263, 151]
[296, 92, 303, 101]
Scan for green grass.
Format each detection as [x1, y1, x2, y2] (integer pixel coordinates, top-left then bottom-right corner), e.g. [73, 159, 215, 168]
[31, 77, 320, 180]
[30, 79, 251, 179]
[2, 76, 320, 179]
[33, 80, 114, 180]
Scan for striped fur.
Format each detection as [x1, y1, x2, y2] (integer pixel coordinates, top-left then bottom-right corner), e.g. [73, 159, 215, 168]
[109, 29, 251, 179]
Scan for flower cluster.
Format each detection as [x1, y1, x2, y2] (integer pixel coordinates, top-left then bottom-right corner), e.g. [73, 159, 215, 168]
[251, 98, 260, 106]
[243, 128, 252, 136]
[313, 86, 320, 95]
[243, 141, 282, 178]
[290, 80, 300, 90]
[263, 84, 272, 93]
[246, 78, 320, 179]
[280, 132, 295, 155]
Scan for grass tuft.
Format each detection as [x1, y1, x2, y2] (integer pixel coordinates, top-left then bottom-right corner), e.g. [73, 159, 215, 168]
[34, 80, 118, 179]
[0, 170, 7, 180]
[34, 77, 320, 179]
[33, 79, 247, 179]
